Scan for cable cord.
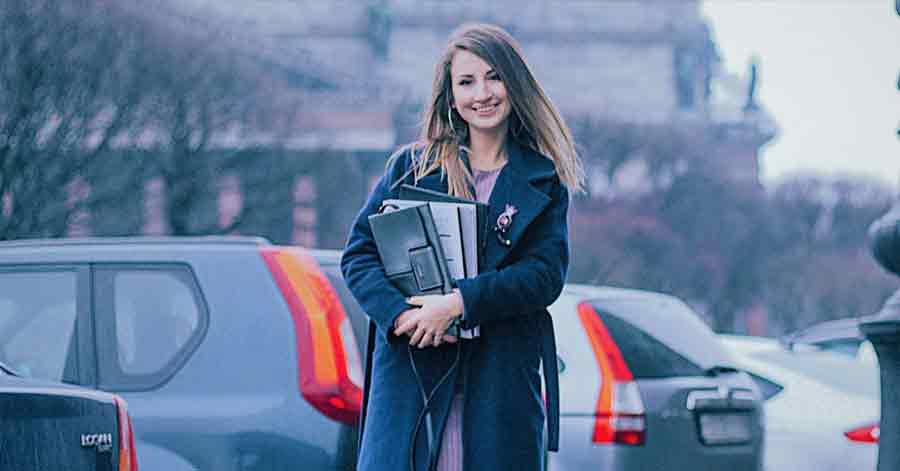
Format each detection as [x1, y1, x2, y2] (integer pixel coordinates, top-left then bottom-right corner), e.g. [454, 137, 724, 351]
[408, 337, 462, 471]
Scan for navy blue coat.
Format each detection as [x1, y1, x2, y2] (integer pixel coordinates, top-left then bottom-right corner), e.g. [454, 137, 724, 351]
[341, 139, 568, 471]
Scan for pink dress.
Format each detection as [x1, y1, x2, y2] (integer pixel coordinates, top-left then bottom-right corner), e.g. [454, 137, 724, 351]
[436, 164, 504, 471]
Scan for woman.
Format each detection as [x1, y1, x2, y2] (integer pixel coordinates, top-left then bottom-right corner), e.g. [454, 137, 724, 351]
[341, 23, 584, 471]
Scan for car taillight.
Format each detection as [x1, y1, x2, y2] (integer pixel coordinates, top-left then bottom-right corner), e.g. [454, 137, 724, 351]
[577, 302, 646, 446]
[845, 423, 879, 443]
[261, 247, 363, 425]
[113, 396, 138, 471]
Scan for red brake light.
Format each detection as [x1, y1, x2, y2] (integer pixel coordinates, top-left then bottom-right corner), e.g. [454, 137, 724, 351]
[577, 302, 646, 446]
[261, 247, 363, 425]
[845, 424, 879, 444]
[113, 396, 138, 471]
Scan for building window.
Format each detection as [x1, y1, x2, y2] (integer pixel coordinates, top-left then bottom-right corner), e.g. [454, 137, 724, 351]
[143, 178, 168, 235]
[218, 174, 243, 233]
[674, 45, 700, 109]
[66, 177, 91, 237]
[292, 175, 317, 247]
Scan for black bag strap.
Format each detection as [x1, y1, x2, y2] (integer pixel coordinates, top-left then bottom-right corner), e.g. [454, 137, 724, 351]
[358, 320, 376, 451]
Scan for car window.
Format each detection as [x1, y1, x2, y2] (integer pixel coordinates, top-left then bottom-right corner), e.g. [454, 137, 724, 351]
[598, 312, 705, 378]
[748, 348, 879, 398]
[0, 271, 78, 382]
[95, 265, 207, 390]
[593, 297, 737, 371]
[114, 271, 199, 375]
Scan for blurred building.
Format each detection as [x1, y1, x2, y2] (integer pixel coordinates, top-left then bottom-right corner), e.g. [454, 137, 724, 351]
[116, 0, 777, 246]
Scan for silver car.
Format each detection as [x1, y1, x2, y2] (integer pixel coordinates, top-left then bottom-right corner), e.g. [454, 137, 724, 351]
[548, 284, 764, 471]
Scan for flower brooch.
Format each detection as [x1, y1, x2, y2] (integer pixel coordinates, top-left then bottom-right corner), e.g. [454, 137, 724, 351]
[494, 204, 518, 247]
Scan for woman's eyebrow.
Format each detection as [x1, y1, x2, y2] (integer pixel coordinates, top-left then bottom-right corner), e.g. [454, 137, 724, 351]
[453, 69, 495, 79]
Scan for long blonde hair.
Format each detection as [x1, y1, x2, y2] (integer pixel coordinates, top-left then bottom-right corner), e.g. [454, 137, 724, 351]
[395, 23, 585, 199]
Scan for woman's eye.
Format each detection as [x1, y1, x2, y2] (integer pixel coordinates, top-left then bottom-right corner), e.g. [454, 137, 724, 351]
[458, 79, 472, 86]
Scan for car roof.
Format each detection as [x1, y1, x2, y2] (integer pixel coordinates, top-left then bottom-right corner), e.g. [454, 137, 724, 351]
[563, 283, 677, 303]
[0, 236, 272, 249]
[0, 236, 278, 264]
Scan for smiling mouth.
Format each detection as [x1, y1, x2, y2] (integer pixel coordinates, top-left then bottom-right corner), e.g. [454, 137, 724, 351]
[474, 104, 498, 115]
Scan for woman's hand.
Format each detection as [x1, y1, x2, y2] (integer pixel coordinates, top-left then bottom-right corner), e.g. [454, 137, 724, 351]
[394, 290, 464, 348]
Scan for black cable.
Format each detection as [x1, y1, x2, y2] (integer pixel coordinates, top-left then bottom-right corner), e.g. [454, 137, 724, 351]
[408, 333, 463, 471]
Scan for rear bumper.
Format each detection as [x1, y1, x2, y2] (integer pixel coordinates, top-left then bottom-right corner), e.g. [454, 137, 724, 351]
[549, 416, 763, 471]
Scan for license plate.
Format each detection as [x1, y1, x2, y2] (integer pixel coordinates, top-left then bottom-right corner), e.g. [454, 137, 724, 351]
[698, 413, 753, 445]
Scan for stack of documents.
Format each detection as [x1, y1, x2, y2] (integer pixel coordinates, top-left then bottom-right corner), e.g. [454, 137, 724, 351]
[384, 187, 487, 338]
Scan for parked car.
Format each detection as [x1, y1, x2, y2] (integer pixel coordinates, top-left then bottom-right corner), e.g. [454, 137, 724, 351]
[0, 361, 138, 470]
[0, 237, 364, 471]
[547, 284, 764, 471]
[721, 335, 879, 471]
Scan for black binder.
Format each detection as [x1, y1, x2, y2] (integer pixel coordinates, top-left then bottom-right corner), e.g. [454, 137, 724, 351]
[368, 203, 454, 296]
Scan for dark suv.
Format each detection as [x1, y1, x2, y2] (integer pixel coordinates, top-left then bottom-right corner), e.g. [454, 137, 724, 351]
[0, 237, 363, 471]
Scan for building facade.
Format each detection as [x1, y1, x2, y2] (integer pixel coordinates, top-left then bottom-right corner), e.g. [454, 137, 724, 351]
[81, 0, 776, 247]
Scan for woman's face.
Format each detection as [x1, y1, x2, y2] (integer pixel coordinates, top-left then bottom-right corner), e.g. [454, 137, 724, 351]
[449, 49, 511, 135]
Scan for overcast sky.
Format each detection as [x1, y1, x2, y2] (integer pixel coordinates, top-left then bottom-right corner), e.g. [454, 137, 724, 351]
[701, 1, 899, 188]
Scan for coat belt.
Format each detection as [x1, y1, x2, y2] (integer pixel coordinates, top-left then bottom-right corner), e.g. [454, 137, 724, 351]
[539, 311, 560, 452]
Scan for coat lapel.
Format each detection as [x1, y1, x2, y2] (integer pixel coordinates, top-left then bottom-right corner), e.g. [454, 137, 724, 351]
[482, 139, 555, 269]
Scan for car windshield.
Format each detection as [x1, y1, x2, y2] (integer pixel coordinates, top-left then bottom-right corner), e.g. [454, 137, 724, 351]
[747, 348, 879, 398]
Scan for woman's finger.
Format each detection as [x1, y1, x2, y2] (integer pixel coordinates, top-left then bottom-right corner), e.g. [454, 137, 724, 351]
[417, 329, 436, 349]
[442, 334, 458, 344]
[432, 331, 443, 347]
[409, 325, 427, 346]
[394, 317, 416, 336]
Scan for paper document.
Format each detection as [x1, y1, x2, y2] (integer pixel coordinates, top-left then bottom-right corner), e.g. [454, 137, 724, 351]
[457, 204, 478, 278]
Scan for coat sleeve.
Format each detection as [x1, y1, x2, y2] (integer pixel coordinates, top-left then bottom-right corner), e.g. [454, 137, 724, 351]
[340, 151, 412, 343]
[455, 180, 570, 328]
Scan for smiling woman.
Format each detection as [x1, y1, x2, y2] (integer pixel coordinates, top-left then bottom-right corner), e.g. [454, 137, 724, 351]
[341, 23, 585, 471]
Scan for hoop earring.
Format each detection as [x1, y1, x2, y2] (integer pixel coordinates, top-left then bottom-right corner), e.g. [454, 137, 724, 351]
[447, 106, 456, 135]
[511, 117, 525, 140]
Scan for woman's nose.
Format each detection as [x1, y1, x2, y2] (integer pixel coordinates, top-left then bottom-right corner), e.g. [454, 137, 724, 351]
[474, 80, 492, 101]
